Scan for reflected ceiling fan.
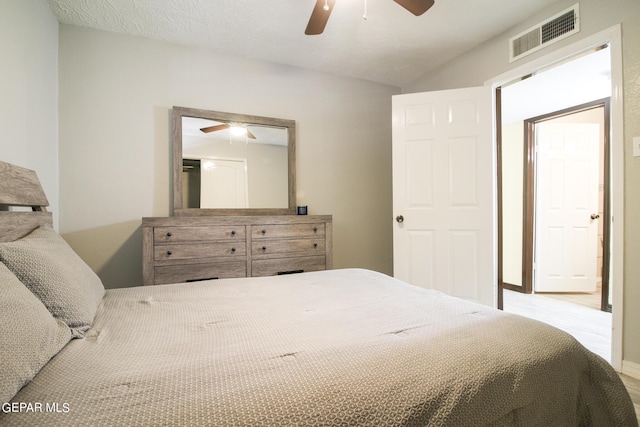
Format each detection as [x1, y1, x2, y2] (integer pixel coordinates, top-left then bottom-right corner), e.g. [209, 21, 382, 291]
[200, 123, 257, 139]
[305, 0, 435, 35]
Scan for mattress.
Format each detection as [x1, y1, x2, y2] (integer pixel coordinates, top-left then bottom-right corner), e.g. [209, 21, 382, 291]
[2, 269, 636, 426]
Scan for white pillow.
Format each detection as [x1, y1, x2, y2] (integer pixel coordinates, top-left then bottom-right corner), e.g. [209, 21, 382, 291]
[0, 262, 71, 404]
[0, 226, 105, 337]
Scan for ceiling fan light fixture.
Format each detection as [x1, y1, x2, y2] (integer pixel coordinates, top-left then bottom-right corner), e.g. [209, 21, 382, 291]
[200, 122, 257, 140]
[230, 125, 248, 137]
[305, 0, 433, 35]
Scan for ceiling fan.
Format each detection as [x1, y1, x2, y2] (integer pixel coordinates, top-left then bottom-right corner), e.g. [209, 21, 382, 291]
[200, 123, 257, 139]
[305, 0, 435, 35]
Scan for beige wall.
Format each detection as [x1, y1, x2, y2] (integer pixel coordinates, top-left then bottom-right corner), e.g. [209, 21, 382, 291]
[57, 25, 399, 288]
[405, 0, 640, 367]
[501, 122, 524, 287]
[0, 0, 59, 227]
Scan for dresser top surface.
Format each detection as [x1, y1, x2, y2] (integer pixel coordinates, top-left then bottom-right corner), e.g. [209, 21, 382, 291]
[143, 215, 332, 227]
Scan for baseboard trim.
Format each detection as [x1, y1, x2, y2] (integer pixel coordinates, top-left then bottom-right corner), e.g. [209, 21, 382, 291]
[622, 360, 640, 379]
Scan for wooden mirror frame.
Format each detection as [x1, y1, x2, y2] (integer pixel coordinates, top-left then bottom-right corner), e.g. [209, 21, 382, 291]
[172, 106, 296, 216]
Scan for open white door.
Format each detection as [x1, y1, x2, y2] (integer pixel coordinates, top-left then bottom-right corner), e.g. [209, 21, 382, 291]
[534, 122, 600, 292]
[392, 86, 495, 307]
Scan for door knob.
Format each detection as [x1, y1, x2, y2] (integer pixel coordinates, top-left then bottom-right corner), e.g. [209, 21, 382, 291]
[396, 215, 404, 223]
[591, 214, 600, 220]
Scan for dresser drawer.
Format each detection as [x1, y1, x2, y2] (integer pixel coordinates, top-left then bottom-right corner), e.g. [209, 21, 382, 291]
[154, 242, 246, 261]
[142, 215, 332, 285]
[154, 226, 245, 243]
[252, 238, 325, 257]
[252, 256, 326, 277]
[252, 223, 325, 239]
[155, 261, 247, 285]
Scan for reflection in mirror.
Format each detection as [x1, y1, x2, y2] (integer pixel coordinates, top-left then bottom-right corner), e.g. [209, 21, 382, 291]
[182, 118, 288, 209]
[172, 107, 296, 216]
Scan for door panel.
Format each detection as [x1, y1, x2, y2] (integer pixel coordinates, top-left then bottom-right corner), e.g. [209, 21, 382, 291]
[407, 231, 436, 289]
[392, 86, 495, 307]
[449, 137, 478, 206]
[450, 230, 480, 300]
[534, 123, 599, 292]
[406, 139, 435, 206]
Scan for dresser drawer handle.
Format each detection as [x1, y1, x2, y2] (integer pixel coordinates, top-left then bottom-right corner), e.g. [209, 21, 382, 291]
[313, 243, 318, 248]
[231, 230, 236, 236]
[186, 277, 219, 282]
[231, 247, 236, 253]
[313, 227, 318, 233]
[166, 232, 172, 237]
[261, 229, 266, 235]
[166, 250, 172, 256]
[262, 246, 267, 252]
[278, 270, 304, 275]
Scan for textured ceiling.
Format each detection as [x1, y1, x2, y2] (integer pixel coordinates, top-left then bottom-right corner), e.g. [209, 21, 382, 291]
[47, 0, 562, 87]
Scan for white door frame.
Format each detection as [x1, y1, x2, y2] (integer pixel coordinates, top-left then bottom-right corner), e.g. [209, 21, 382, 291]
[486, 25, 624, 371]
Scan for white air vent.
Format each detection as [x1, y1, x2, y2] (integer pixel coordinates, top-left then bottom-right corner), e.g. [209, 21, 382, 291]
[509, 4, 580, 62]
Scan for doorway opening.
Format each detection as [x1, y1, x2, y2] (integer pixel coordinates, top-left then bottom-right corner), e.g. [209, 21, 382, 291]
[524, 100, 611, 312]
[496, 45, 614, 362]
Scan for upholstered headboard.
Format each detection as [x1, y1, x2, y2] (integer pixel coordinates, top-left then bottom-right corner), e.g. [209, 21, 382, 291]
[0, 161, 53, 242]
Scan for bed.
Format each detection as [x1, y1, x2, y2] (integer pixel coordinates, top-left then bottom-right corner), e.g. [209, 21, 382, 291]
[0, 160, 637, 426]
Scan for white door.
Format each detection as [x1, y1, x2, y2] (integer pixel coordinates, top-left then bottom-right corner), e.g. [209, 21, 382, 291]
[392, 86, 495, 307]
[200, 158, 248, 208]
[534, 122, 600, 292]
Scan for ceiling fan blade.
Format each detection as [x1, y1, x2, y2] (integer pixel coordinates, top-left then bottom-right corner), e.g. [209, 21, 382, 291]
[305, 0, 336, 35]
[200, 124, 229, 133]
[246, 129, 257, 139]
[394, 0, 435, 16]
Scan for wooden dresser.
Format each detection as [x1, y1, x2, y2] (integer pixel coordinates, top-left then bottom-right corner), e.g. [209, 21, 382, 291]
[142, 215, 332, 285]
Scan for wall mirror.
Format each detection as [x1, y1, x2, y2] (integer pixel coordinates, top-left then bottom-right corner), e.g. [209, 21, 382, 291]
[172, 106, 296, 216]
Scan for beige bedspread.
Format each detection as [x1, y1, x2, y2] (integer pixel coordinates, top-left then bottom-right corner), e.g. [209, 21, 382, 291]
[2, 269, 636, 426]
